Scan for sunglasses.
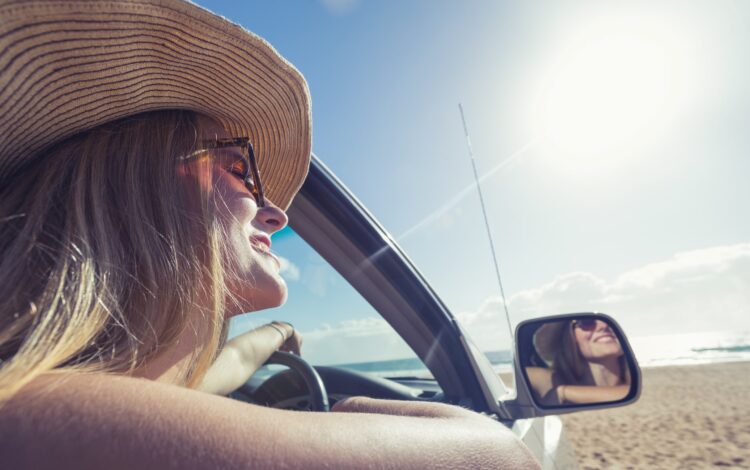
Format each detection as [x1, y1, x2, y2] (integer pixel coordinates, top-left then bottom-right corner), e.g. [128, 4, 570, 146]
[571, 318, 598, 331]
[182, 137, 266, 208]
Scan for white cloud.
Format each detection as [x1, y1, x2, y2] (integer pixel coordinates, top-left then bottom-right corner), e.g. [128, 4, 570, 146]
[457, 243, 750, 349]
[302, 265, 335, 297]
[228, 315, 412, 366]
[277, 256, 300, 281]
[601, 243, 750, 335]
[436, 206, 464, 230]
[319, 0, 360, 16]
[302, 317, 413, 365]
[235, 244, 750, 367]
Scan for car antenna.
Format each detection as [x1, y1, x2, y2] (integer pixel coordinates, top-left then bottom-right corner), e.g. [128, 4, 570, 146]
[458, 103, 514, 343]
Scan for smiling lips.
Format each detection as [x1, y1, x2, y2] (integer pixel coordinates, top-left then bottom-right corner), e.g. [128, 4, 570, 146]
[593, 333, 616, 343]
[250, 234, 272, 252]
[250, 234, 280, 268]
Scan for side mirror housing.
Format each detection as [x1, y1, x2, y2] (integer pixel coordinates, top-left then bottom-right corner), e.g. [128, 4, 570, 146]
[504, 313, 641, 419]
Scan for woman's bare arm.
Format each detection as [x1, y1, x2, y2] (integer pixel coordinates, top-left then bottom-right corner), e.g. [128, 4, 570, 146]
[556, 384, 630, 404]
[526, 368, 629, 406]
[523, 367, 555, 405]
[0, 373, 540, 469]
[198, 321, 300, 395]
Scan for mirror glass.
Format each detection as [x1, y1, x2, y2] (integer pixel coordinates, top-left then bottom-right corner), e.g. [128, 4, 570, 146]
[517, 314, 637, 408]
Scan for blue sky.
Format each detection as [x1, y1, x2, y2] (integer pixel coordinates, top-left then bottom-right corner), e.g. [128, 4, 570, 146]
[205, 1, 750, 364]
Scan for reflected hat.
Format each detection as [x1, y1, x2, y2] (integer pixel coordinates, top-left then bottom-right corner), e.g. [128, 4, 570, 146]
[532, 320, 570, 364]
[0, 0, 311, 210]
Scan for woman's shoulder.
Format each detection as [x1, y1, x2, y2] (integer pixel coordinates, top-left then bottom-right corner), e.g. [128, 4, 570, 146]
[524, 366, 554, 383]
[2, 372, 218, 422]
[524, 366, 556, 399]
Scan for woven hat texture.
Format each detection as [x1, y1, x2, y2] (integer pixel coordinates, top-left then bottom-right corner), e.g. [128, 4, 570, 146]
[0, 0, 311, 209]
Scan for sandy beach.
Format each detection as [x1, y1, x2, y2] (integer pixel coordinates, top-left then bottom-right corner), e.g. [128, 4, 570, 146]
[558, 361, 750, 469]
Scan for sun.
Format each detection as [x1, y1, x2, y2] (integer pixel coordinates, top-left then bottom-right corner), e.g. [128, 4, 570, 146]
[531, 17, 692, 161]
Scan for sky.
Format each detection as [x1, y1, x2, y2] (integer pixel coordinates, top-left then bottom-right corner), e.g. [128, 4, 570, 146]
[202, 0, 750, 364]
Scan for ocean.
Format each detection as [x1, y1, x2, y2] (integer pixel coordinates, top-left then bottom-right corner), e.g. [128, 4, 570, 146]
[328, 330, 750, 379]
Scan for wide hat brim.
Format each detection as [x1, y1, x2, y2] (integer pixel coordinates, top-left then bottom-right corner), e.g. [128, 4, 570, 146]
[533, 320, 569, 365]
[0, 0, 311, 210]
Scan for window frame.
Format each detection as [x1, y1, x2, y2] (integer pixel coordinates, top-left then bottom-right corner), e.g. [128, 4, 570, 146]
[287, 155, 510, 415]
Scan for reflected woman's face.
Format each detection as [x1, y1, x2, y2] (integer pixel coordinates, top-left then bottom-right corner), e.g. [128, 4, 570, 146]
[573, 320, 623, 362]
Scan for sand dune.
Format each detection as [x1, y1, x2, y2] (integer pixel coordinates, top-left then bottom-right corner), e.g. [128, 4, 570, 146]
[560, 361, 750, 469]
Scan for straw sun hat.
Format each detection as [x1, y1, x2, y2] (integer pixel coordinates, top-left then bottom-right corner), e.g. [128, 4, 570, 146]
[532, 320, 571, 365]
[0, 0, 311, 210]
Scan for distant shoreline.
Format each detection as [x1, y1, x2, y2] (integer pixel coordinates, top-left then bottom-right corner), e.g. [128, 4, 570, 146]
[638, 356, 750, 369]
[331, 355, 750, 379]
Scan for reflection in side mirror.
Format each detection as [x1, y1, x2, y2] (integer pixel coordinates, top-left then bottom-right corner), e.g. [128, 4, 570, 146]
[517, 313, 639, 409]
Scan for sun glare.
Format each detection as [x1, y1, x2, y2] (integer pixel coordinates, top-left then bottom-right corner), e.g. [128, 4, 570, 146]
[532, 16, 693, 161]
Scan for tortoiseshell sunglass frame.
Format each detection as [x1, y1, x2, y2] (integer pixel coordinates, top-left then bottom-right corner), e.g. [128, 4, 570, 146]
[188, 137, 266, 208]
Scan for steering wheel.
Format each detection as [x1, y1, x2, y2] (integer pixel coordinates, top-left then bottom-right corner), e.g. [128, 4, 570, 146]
[260, 351, 330, 412]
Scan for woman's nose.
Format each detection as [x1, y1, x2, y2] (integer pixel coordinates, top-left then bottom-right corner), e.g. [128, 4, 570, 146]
[595, 320, 611, 332]
[254, 200, 288, 234]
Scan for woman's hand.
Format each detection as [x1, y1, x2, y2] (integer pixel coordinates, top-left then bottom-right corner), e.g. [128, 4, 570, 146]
[198, 320, 301, 395]
[278, 327, 302, 355]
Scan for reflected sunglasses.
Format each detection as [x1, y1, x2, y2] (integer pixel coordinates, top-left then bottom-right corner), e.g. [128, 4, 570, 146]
[182, 137, 266, 208]
[572, 318, 598, 331]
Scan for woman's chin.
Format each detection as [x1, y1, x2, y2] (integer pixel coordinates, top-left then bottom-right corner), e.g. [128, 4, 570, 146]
[263, 275, 288, 307]
[587, 350, 625, 362]
[234, 279, 287, 314]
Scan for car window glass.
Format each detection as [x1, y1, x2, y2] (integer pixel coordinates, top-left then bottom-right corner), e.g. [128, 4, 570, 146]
[395, 199, 518, 387]
[228, 226, 434, 379]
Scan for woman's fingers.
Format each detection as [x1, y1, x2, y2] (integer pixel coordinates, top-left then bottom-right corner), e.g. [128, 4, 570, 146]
[280, 330, 303, 355]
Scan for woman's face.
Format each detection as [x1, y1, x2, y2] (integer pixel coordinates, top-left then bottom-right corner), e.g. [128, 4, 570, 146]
[572, 320, 624, 362]
[181, 120, 289, 315]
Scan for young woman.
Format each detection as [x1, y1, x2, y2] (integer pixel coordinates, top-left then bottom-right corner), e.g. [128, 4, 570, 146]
[526, 318, 631, 406]
[0, 1, 538, 468]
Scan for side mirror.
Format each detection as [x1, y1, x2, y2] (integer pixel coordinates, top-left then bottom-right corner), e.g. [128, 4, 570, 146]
[505, 313, 641, 418]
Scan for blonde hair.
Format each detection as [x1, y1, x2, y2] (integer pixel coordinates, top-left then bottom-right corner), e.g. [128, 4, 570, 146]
[0, 110, 233, 402]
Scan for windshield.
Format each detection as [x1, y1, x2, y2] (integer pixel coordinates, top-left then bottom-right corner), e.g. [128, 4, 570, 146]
[217, 0, 749, 384]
